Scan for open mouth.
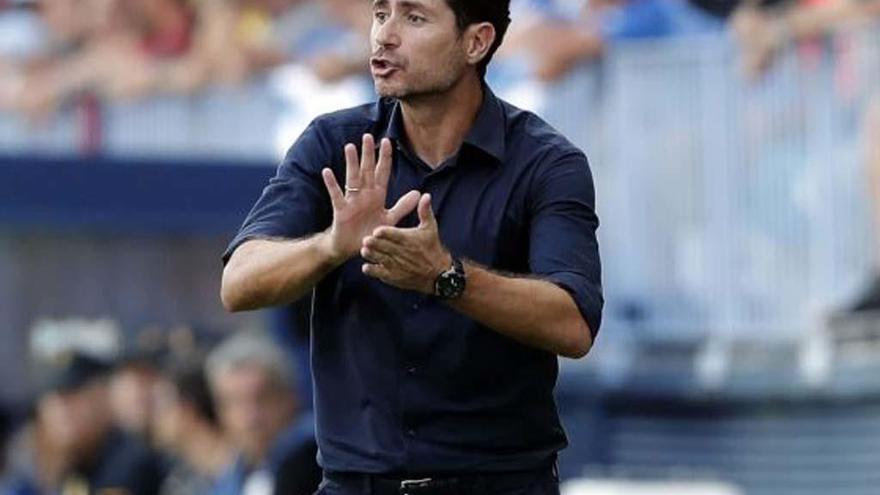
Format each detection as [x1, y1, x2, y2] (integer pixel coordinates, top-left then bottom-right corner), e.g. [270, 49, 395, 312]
[370, 58, 399, 77]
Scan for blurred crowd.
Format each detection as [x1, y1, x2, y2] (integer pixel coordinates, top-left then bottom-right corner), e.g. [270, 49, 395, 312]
[0, 324, 319, 495]
[1, 0, 879, 119]
[0, 0, 373, 121]
[0, 0, 730, 123]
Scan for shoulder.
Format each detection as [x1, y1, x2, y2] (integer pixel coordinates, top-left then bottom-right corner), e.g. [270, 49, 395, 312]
[282, 99, 394, 165]
[93, 431, 167, 493]
[305, 99, 394, 142]
[500, 98, 589, 169]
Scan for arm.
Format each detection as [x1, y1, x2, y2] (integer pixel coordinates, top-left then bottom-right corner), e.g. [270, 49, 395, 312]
[733, 0, 880, 77]
[533, 24, 604, 82]
[222, 134, 420, 312]
[221, 234, 338, 311]
[362, 154, 602, 359]
[782, 0, 880, 39]
[448, 262, 593, 358]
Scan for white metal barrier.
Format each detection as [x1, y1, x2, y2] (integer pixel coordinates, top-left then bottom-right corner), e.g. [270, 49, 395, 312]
[549, 29, 880, 344]
[2, 29, 879, 344]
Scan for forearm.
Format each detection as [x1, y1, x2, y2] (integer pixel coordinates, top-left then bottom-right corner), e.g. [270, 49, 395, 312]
[784, 0, 875, 40]
[221, 234, 340, 312]
[448, 262, 593, 359]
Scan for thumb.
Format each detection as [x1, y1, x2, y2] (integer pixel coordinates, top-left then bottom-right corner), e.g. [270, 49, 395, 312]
[417, 194, 436, 229]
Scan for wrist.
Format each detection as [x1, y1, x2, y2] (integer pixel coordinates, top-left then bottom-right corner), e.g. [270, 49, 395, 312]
[316, 230, 349, 268]
[432, 253, 467, 300]
[420, 249, 451, 295]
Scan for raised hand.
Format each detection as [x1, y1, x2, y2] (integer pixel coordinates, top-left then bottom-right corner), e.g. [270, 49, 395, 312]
[361, 193, 452, 294]
[321, 134, 421, 264]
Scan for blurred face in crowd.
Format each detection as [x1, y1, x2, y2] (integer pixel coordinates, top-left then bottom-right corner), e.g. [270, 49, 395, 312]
[213, 364, 295, 465]
[369, 0, 471, 100]
[38, 381, 111, 457]
[109, 364, 160, 436]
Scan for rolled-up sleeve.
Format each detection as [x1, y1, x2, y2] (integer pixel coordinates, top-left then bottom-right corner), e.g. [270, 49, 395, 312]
[529, 151, 604, 338]
[222, 120, 334, 264]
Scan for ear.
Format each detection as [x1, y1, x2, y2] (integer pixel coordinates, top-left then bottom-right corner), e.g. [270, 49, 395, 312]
[463, 22, 497, 67]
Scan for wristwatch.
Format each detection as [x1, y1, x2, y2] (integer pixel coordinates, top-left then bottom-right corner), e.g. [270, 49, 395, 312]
[434, 257, 466, 300]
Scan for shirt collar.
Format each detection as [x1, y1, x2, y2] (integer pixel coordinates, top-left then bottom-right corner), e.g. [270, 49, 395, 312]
[377, 85, 506, 165]
[463, 85, 506, 164]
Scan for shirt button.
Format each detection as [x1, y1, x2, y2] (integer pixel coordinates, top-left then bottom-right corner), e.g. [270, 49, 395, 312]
[406, 428, 416, 437]
[406, 366, 417, 375]
[411, 303, 419, 311]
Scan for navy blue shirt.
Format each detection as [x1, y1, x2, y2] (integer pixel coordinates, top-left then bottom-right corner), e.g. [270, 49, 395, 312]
[223, 86, 603, 475]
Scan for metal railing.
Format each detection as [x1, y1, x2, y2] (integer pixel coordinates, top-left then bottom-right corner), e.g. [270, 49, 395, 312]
[2, 29, 879, 344]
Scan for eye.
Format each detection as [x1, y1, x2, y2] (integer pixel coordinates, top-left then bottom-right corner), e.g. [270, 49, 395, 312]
[374, 11, 389, 23]
[408, 14, 426, 24]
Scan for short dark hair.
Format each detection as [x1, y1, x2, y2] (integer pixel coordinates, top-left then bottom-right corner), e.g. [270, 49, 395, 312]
[444, 0, 511, 79]
[166, 358, 218, 426]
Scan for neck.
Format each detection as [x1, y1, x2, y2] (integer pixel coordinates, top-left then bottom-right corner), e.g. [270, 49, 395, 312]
[399, 72, 484, 168]
[179, 422, 232, 477]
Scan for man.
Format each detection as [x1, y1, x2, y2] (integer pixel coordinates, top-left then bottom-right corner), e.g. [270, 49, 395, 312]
[109, 333, 166, 440]
[152, 357, 232, 495]
[207, 332, 321, 495]
[3, 352, 165, 495]
[221, 0, 603, 493]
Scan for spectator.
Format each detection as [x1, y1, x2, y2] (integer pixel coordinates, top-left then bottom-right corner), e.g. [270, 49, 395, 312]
[305, 0, 371, 83]
[153, 357, 233, 495]
[499, 0, 721, 81]
[0, 0, 128, 118]
[206, 332, 320, 495]
[732, 0, 880, 79]
[109, 357, 163, 440]
[2, 352, 165, 495]
[730, 1, 880, 313]
[0, 0, 376, 119]
[0, 0, 197, 118]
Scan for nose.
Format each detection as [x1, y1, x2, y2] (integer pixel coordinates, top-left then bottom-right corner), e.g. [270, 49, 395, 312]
[372, 15, 400, 50]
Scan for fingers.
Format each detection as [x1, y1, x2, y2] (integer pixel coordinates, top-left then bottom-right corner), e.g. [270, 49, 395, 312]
[361, 236, 397, 263]
[375, 138, 393, 190]
[344, 143, 359, 190]
[362, 262, 392, 281]
[387, 190, 421, 225]
[322, 168, 344, 210]
[360, 134, 376, 189]
[372, 226, 408, 243]
[417, 193, 437, 229]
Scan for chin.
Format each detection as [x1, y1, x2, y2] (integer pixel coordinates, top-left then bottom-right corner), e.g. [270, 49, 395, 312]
[374, 82, 408, 99]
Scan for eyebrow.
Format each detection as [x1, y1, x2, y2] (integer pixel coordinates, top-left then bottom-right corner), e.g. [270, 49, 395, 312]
[372, 0, 432, 11]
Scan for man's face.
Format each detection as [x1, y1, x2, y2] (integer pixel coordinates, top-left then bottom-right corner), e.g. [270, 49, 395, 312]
[369, 0, 470, 99]
[214, 365, 294, 465]
[38, 382, 110, 456]
[109, 364, 159, 436]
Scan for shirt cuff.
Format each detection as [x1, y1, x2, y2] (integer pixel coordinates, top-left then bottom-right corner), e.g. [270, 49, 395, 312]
[543, 271, 603, 339]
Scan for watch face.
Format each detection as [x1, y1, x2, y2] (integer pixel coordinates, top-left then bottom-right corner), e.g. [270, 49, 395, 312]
[438, 272, 466, 299]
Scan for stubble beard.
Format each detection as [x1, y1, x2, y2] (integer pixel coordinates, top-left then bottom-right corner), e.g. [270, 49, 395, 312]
[375, 58, 467, 102]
